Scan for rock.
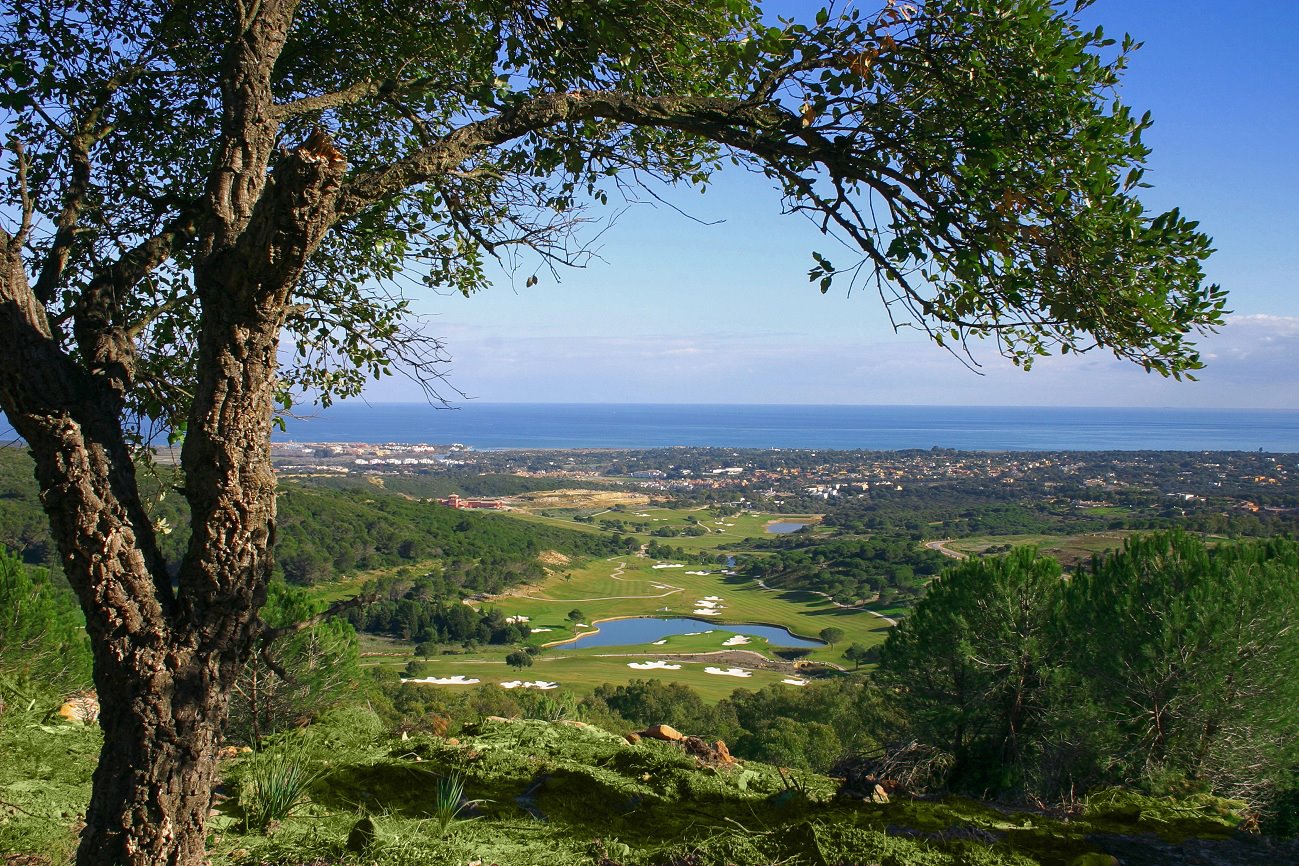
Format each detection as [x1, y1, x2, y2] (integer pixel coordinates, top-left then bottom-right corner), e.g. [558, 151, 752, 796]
[1068, 855, 1119, 866]
[400, 729, 409, 741]
[682, 736, 737, 767]
[217, 745, 240, 760]
[57, 692, 99, 725]
[485, 715, 513, 723]
[640, 723, 684, 742]
[624, 732, 642, 745]
[345, 815, 377, 852]
[871, 783, 889, 804]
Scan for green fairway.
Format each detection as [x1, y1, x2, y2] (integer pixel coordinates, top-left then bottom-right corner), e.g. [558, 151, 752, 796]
[365, 504, 896, 701]
[495, 554, 891, 662]
[615, 507, 822, 552]
[386, 651, 810, 701]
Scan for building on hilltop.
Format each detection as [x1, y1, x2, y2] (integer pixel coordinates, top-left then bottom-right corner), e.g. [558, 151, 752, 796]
[437, 493, 506, 510]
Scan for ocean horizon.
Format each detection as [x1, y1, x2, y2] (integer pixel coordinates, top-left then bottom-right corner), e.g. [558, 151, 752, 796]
[272, 403, 1299, 453]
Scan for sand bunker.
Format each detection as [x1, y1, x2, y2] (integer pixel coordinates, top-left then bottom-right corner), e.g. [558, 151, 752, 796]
[529, 627, 553, 632]
[400, 675, 480, 685]
[721, 635, 750, 646]
[692, 609, 722, 616]
[653, 563, 684, 569]
[704, 667, 752, 678]
[694, 600, 718, 608]
[652, 639, 668, 645]
[686, 570, 712, 575]
[505, 615, 529, 623]
[627, 660, 682, 670]
[781, 678, 809, 687]
[703, 596, 722, 601]
[501, 680, 559, 690]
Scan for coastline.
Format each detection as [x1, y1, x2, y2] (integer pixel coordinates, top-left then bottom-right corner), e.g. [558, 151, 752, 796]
[270, 403, 1299, 453]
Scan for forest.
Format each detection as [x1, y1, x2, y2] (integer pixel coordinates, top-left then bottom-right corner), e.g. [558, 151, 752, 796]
[741, 535, 948, 603]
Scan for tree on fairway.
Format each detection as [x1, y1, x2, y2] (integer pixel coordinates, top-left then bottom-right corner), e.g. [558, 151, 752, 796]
[819, 626, 846, 648]
[505, 650, 533, 670]
[0, 1, 1222, 863]
[843, 642, 872, 671]
[567, 609, 586, 632]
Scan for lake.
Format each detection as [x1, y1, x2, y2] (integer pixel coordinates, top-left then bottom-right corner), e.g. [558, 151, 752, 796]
[553, 617, 824, 650]
[766, 521, 812, 534]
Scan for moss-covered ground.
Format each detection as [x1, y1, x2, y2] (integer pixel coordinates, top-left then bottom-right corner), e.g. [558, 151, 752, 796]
[7, 708, 1290, 866]
[0, 697, 101, 862]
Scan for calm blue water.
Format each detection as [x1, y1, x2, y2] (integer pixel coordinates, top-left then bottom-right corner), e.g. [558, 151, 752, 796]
[554, 617, 823, 650]
[766, 522, 813, 534]
[273, 403, 1299, 452]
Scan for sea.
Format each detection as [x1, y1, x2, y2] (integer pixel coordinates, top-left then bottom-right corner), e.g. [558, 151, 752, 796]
[272, 403, 1299, 453]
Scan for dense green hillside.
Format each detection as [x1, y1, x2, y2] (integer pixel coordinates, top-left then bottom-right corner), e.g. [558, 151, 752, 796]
[0, 446, 625, 591]
[272, 486, 627, 590]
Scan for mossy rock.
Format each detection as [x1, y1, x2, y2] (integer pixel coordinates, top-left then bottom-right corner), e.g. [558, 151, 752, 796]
[1080, 789, 1246, 841]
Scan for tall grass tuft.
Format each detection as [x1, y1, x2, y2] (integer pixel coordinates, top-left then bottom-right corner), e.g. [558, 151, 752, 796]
[238, 747, 324, 831]
[429, 773, 482, 837]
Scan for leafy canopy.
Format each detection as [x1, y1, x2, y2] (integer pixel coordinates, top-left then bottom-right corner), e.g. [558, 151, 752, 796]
[1, 0, 1223, 440]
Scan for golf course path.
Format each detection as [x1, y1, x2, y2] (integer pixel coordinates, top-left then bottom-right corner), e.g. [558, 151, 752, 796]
[924, 539, 968, 560]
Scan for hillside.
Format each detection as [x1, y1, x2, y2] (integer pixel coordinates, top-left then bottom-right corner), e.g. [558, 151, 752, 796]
[2, 706, 1293, 866]
[0, 446, 626, 591]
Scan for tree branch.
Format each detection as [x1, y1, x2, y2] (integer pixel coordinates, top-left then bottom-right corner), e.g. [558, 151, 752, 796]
[259, 590, 378, 646]
[270, 74, 451, 119]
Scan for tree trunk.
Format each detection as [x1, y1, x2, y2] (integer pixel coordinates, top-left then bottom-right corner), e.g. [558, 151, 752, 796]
[80, 652, 228, 866]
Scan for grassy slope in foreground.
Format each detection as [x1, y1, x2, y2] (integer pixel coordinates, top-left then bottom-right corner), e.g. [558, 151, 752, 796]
[6, 706, 1290, 866]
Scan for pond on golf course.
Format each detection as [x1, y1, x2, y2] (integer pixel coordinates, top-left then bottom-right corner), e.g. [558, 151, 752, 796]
[765, 521, 813, 534]
[553, 617, 824, 650]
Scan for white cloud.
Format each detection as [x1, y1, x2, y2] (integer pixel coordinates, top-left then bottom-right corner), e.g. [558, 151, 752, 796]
[360, 314, 1299, 409]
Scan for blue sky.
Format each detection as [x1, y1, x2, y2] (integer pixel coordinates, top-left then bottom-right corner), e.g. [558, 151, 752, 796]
[372, 0, 1299, 408]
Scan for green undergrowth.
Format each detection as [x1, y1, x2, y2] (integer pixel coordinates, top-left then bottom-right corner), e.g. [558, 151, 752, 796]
[1, 705, 1282, 866]
[0, 693, 101, 862]
[205, 715, 1274, 866]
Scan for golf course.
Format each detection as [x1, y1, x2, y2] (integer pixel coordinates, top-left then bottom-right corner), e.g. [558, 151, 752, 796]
[373, 505, 897, 700]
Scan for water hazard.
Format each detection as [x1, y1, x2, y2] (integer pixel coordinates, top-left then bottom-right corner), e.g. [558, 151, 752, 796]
[554, 617, 823, 650]
[765, 521, 812, 534]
